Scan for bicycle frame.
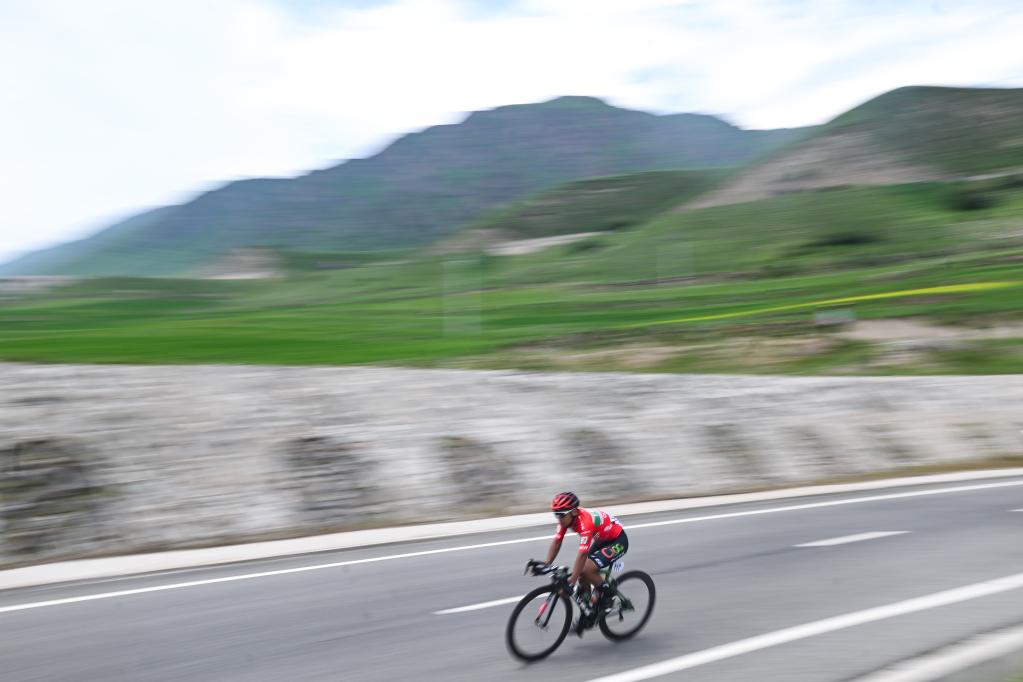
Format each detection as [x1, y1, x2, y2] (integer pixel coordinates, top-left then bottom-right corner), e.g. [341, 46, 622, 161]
[524, 560, 621, 625]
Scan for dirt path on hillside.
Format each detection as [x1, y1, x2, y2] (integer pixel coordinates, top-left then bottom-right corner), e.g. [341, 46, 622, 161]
[837, 319, 1023, 342]
[684, 131, 948, 210]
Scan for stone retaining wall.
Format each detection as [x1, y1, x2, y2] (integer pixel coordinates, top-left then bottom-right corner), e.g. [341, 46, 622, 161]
[1, 363, 1020, 567]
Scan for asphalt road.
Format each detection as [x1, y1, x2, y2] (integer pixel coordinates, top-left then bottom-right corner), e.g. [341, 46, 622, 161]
[2, 477, 1023, 681]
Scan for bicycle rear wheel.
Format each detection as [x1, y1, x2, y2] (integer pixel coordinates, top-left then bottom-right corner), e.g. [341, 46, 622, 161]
[598, 570, 655, 641]
[505, 585, 572, 662]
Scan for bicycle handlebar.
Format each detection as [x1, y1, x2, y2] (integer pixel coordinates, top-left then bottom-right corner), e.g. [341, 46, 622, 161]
[524, 559, 569, 580]
[524, 559, 550, 575]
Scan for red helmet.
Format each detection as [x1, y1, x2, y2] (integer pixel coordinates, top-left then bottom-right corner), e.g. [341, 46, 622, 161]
[551, 491, 579, 512]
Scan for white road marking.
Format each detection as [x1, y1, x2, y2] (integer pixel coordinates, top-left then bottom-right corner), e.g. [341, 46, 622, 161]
[434, 595, 523, 614]
[1012, 509, 1023, 512]
[851, 622, 1023, 682]
[1, 479, 1021, 615]
[625, 480, 1023, 534]
[585, 571, 1023, 682]
[0, 537, 544, 615]
[796, 531, 909, 547]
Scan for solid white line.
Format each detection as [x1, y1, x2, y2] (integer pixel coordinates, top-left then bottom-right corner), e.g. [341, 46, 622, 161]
[585, 571, 1023, 682]
[796, 531, 909, 547]
[4, 470, 1022, 591]
[626, 480, 1023, 533]
[2, 479, 1022, 615]
[1012, 509, 1023, 512]
[0, 538, 546, 615]
[434, 595, 523, 614]
[851, 623, 1023, 682]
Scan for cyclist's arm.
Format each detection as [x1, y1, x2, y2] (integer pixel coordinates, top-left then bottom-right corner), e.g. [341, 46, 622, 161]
[544, 536, 562, 565]
[569, 550, 588, 586]
[545, 524, 568, 565]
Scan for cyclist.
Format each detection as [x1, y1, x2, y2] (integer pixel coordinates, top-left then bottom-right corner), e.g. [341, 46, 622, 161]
[541, 491, 628, 633]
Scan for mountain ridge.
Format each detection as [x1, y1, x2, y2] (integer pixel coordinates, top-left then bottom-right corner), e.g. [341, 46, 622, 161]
[0, 96, 804, 276]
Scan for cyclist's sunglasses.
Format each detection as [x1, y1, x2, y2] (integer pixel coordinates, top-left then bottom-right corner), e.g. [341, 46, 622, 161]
[553, 510, 573, 519]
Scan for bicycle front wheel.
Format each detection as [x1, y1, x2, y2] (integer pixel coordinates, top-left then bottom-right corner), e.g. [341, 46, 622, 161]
[505, 585, 572, 662]
[598, 570, 656, 641]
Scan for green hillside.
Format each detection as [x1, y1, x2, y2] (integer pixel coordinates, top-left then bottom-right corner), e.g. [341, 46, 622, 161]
[0, 97, 801, 277]
[827, 86, 1023, 175]
[3, 175, 1022, 375]
[682, 86, 1023, 212]
[484, 180, 1022, 285]
[0, 207, 179, 276]
[470, 169, 727, 239]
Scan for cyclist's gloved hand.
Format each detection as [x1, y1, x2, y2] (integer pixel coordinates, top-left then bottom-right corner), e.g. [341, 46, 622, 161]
[525, 559, 548, 576]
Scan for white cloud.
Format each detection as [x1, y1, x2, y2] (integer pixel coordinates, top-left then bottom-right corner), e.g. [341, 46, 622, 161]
[1, 0, 1022, 264]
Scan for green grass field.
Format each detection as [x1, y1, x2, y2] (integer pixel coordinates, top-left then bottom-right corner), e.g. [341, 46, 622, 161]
[2, 178, 1022, 375]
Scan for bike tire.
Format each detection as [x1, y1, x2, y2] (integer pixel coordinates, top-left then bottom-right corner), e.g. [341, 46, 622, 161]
[505, 585, 573, 662]
[598, 570, 656, 641]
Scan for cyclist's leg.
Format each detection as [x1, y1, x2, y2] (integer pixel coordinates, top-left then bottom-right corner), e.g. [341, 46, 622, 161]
[578, 557, 604, 596]
[588, 532, 629, 604]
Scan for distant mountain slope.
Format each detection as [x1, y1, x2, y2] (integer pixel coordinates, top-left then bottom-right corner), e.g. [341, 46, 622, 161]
[688, 86, 1023, 209]
[0, 207, 179, 276]
[828, 86, 1023, 174]
[430, 169, 726, 255]
[0, 97, 802, 276]
[469, 169, 727, 239]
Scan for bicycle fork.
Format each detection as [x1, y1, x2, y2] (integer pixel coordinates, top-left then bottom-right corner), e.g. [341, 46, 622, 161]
[534, 593, 558, 630]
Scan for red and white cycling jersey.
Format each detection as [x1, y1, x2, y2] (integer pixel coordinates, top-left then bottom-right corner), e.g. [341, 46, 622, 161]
[554, 507, 623, 553]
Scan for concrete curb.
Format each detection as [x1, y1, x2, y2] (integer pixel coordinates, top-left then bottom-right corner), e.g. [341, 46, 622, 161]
[852, 623, 1023, 682]
[3, 467, 1022, 592]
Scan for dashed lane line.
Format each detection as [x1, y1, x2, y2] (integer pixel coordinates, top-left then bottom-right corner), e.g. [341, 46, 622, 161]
[434, 596, 524, 615]
[796, 531, 909, 547]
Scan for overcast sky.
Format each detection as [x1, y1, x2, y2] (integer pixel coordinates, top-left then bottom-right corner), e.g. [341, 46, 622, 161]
[2, 0, 1022, 266]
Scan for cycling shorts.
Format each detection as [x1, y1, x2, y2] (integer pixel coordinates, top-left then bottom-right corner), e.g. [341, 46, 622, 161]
[588, 530, 629, 569]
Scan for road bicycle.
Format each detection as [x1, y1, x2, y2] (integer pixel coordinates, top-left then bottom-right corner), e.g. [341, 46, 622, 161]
[505, 558, 656, 662]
